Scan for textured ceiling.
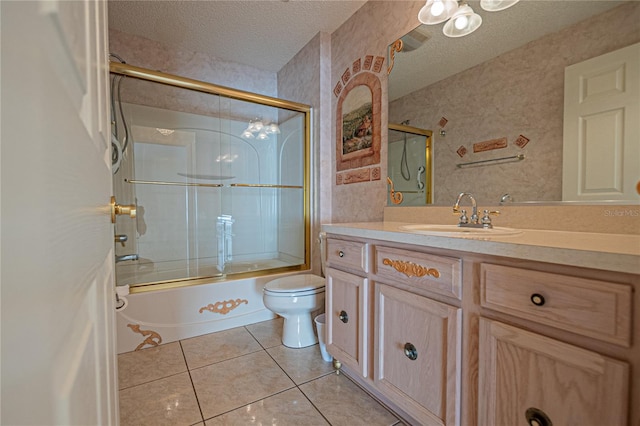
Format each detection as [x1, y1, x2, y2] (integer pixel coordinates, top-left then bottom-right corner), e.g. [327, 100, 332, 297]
[108, 0, 367, 72]
[108, 0, 629, 95]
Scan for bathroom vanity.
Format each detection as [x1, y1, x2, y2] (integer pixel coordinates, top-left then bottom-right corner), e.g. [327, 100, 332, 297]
[321, 222, 640, 426]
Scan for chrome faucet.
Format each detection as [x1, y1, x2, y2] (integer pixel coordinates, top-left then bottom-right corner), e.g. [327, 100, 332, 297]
[453, 192, 478, 225]
[116, 254, 139, 263]
[499, 193, 514, 204]
[453, 192, 499, 228]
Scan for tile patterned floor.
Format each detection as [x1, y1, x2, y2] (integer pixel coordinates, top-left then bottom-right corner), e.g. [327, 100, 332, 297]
[118, 318, 402, 426]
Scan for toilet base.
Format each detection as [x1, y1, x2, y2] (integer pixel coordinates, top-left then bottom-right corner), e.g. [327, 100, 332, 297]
[281, 314, 318, 348]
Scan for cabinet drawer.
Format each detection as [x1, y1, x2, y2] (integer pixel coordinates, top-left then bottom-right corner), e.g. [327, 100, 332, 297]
[326, 238, 369, 274]
[374, 246, 462, 300]
[480, 263, 632, 346]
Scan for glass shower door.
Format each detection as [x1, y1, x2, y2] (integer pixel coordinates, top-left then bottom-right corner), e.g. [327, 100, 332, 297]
[111, 65, 310, 289]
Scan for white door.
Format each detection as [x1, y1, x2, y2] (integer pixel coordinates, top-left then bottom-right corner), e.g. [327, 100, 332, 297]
[563, 42, 640, 202]
[1, 1, 118, 425]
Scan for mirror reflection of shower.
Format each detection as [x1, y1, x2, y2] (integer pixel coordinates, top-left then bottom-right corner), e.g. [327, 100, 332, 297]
[388, 123, 433, 206]
[400, 120, 411, 181]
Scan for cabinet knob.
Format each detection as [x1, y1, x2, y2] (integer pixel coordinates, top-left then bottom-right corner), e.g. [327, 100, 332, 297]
[338, 250, 345, 257]
[525, 407, 552, 426]
[530, 293, 545, 306]
[339, 310, 349, 323]
[403, 342, 418, 360]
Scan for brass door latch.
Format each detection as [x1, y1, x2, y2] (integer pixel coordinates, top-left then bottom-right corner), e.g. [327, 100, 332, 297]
[110, 196, 136, 223]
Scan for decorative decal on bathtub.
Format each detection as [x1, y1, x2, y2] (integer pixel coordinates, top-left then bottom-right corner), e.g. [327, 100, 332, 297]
[382, 258, 440, 279]
[127, 324, 163, 351]
[199, 298, 248, 315]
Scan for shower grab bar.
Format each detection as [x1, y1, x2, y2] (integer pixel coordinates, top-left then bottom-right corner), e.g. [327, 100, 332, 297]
[230, 183, 303, 189]
[125, 179, 223, 188]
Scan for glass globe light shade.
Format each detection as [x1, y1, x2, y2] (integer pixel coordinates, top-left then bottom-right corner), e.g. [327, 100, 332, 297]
[443, 4, 482, 37]
[418, 0, 458, 25]
[480, 0, 520, 12]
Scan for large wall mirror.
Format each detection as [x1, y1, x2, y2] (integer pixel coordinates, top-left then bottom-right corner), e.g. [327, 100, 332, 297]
[388, 1, 639, 206]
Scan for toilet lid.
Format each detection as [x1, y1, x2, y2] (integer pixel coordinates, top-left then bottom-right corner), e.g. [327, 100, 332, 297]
[264, 275, 325, 293]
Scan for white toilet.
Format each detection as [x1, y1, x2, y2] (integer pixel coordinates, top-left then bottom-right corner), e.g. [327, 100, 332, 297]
[263, 274, 326, 348]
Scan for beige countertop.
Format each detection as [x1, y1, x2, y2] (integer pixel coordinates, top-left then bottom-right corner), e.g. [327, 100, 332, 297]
[321, 222, 640, 275]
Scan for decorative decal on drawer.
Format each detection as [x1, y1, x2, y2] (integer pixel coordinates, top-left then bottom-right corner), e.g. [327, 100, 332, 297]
[127, 324, 163, 351]
[382, 258, 440, 278]
[199, 299, 248, 315]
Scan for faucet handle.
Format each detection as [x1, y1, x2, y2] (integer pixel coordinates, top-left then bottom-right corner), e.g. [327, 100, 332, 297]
[481, 210, 500, 227]
[458, 209, 469, 225]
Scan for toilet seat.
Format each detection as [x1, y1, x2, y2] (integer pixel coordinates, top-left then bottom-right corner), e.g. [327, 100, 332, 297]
[264, 275, 325, 297]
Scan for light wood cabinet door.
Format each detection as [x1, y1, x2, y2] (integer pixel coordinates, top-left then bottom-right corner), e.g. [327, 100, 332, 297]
[325, 267, 369, 376]
[375, 284, 461, 426]
[478, 319, 629, 426]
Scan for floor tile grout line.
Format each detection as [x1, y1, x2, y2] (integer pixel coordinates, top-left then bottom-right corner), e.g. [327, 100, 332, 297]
[262, 343, 302, 386]
[296, 376, 336, 426]
[337, 370, 404, 425]
[117, 369, 189, 391]
[184, 343, 265, 372]
[293, 369, 337, 387]
[244, 324, 273, 351]
[196, 341, 332, 424]
[262, 346, 336, 424]
[179, 340, 206, 424]
[119, 318, 403, 425]
[200, 384, 299, 423]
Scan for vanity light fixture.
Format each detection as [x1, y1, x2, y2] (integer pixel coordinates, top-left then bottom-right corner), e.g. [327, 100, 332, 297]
[443, 3, 482, 37]
[241, 118, 280, 140]
[480, 0, 520, 12]
[418, 0, 459, 25]
[418, 0, 519, 38]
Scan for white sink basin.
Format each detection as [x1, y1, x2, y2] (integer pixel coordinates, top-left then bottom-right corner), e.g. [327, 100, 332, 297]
[400, 224, 522, 237]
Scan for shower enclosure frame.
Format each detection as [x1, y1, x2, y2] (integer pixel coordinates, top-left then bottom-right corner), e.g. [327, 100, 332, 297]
[110, 62, 312, 293]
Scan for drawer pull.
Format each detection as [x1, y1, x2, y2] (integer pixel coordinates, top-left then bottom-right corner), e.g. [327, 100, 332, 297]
[403, 342, 418, 360]
[339, 310, 349, 323]
[525, 407, 552, 426]
[382, 258, 440, 278]
[338, 250, 345, 257]
[530, 293, 545, 306]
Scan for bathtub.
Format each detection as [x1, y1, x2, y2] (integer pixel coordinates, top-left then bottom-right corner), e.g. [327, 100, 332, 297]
[115, 272, 299, 353]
